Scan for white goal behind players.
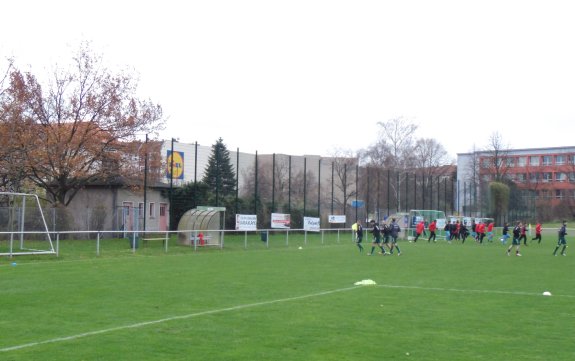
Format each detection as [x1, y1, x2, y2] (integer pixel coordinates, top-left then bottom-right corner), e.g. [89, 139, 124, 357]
[0, 192, 55, 256]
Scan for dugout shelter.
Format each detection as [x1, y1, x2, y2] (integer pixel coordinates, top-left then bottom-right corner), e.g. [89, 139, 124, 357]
[177, 206, 225, 247]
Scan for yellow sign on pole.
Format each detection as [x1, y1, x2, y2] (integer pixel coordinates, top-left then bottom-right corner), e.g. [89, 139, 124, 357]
[167, 151, 184, 179]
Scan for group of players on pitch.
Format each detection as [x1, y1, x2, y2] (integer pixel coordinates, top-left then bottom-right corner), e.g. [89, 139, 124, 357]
[352, 218, 402, 256]
[352, 218, 568, 257]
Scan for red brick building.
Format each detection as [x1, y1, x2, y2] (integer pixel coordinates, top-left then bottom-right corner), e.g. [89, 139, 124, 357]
[457, 146, 575, 220]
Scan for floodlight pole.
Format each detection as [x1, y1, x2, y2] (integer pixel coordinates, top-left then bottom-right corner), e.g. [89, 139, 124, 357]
[169, 138, 175, 231]
[143, 133, 149, 232]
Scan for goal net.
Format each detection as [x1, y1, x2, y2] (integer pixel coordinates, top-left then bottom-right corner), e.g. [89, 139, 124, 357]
[0, 192, 55, 256]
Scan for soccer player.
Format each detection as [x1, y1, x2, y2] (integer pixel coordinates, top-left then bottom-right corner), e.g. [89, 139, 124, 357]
[487, 221, 495, 242]
[531, 221, 542, 244]
[470, 219, 477, 241]
[381, 222, 392, 253]
[389, 218, 402, 256]
[355, 220, 364, 252]
[367, 220, 386, 255]
[413, 220, 425, 242]
[477, 221, 486, 244]
[553, 221, 568, 256]
[460, 221, 469, 243]
[500, 222, 510, 244]
[427, 219, 437, 242]
[444, 220, 451, 242]
[520, 222, 528, 246]
[507, 222, 522, 256]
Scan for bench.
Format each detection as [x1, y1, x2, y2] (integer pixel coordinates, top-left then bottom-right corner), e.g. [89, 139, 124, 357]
[140, 236, 170, 247]
[141, 237, 167, 243]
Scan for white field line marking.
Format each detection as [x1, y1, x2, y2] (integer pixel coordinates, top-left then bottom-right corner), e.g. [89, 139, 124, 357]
[3, 283, 572, 353]
[0, 285, 359, 353]
[376, 284, 575, 298]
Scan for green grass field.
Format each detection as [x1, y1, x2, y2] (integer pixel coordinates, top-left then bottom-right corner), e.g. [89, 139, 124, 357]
[1, 233, 574, 360]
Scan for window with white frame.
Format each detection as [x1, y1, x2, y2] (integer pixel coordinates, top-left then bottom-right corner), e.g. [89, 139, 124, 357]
[517, 157, 527, 166]
[556, 172, 567, 182]
[556, 189, 564, 199]
[149, 203, 155, 218]
[555, 155, 565, 165]
[569, 172, 575, 182]
[505, 157, 515, 167]
[542, 155, 552, 166]
[542, 172, 553, 182]
[529, 156, 540, 166]
[529, 173, 540, 183]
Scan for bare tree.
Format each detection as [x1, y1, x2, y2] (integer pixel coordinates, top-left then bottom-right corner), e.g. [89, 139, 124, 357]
[457, 144, 483, 216]
[328, 148, 358, 216]
[482, 132, 512, 222]
[240, 154, 292, 212]
[362, 117, 418, 211]
[484, 132, 510, 182]
[412, 138, 453, 209]
[272, 155, 294, 211]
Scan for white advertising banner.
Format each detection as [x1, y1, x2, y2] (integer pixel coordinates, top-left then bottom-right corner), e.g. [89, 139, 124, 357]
[271, 213, 291, 229]
[235, 214, 257, 231]
[328, 215, 347, 224]
[304, 217, 321, 232]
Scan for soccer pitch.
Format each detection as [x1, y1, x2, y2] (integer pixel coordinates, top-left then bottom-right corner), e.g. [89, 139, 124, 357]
[1, 237, 573, 360]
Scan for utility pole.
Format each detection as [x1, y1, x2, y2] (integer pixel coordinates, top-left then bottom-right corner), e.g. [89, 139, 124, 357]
[143, 133, 148, 232]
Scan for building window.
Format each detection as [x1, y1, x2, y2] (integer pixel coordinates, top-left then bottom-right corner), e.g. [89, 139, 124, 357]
[542, 172, 553, 182]
[529, 173, 540, 183]
[505, 157, 515, 167]
[556, 189, 564, 199]
[529, 156, 540, 166]
[149, 203, 155, 218]
[516, 173, 527, 183]
[555, 155, 565, 165]
[517, 157, 527, 167]
[569, 172, 575, 183]
[556, 172, 567, 182]
[570, 155, 575, 165]
[138, 202, 144, 218]
[542, 155, 552, 166]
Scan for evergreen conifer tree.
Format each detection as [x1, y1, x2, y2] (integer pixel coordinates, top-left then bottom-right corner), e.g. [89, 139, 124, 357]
[202, 138, 237, 205]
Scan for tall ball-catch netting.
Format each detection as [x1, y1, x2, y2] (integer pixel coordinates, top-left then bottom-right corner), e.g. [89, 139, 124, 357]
[0, 192, 55, 256]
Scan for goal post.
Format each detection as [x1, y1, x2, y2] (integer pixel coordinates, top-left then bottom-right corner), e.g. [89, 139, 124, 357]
[0, 192, 55, 256]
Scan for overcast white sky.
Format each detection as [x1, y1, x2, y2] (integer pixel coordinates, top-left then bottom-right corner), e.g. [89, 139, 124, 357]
[2, 0, 574, 160]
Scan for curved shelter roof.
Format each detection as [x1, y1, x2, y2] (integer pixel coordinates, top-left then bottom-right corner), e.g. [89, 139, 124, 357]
[177, 208, 223, 246]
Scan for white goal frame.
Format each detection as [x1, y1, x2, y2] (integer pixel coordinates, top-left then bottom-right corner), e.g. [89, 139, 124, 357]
[0, 192, 55, 256]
